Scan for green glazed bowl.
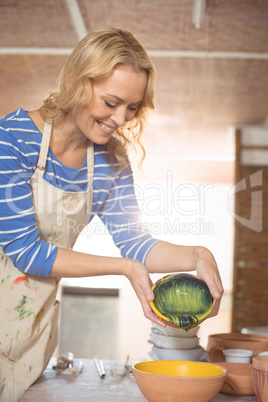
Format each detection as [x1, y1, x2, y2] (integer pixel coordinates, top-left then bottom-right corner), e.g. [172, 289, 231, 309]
[150, 273, 213, 331]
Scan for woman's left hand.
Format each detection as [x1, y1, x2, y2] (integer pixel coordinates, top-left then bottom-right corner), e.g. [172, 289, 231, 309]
[145, 241, 224, 319]
[194, 247, 224, 317]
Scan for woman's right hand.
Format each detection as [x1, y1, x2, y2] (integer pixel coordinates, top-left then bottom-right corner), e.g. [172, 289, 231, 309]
[122, 259, 166, 327]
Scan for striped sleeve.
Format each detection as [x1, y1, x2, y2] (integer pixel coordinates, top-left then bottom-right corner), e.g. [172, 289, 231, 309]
[97, 163, 160, 264]
[0, 124, 57, 276]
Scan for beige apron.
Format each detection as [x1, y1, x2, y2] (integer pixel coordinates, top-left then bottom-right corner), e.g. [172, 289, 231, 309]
[0, 120, 94, 402]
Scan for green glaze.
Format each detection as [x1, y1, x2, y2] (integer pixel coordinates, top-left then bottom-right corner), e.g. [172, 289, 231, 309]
[152, 273, 213, 330]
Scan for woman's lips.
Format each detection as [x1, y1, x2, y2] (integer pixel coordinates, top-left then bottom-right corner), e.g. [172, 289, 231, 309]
[97, 121, 116, 134]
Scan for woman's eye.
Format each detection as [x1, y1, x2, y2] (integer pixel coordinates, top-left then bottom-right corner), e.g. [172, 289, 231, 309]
[129, 106, 138, 112]
[105, 101, 116, 108]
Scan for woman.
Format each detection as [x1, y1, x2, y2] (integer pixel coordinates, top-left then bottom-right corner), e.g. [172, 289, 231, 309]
[0, 28, 223, 401]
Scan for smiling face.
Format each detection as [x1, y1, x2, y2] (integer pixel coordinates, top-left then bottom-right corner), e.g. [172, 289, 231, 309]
[72, 65, 148, 145]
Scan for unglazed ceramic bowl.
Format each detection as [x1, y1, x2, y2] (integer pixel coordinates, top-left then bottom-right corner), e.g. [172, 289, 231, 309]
[132, 360, 227, 402]
[148, 345, 208, 362]
[151, 322, 200, 338]
[206, 333, 268, 362]
[148, 331, 200, 350]
[253, 355, 268, 402]
[150, 273, 213, 330]
[218, 362, 254, 396]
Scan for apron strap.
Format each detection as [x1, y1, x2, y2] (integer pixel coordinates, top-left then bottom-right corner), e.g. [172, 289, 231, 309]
[36, 120, 52, 173]
[86, 140, 94, 213]
[36, 119, 94, 212]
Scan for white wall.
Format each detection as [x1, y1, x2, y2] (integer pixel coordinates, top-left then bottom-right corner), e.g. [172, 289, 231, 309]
[69, 180, 234, 291]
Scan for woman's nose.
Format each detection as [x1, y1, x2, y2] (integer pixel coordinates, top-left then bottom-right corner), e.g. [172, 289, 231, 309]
[111, 106, 127, 127]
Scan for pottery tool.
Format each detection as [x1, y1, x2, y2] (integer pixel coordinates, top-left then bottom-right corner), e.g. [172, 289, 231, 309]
[94, 358, 105, 379]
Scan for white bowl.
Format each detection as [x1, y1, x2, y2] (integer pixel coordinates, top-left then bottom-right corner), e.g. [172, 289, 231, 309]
[223, 349, 253, 363]
[241, 326, 268, 336]
[148, 331, 200, 350]
[151, 322, 200, 338]
[259, 351, 268, 356]
[148, 345, 208, 362]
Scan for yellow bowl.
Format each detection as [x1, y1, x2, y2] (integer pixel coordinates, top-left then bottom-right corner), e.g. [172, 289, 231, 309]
[132, 360, 227, 402]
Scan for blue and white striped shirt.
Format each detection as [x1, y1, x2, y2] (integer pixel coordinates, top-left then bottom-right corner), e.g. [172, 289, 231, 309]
[0, 108, 159, 276]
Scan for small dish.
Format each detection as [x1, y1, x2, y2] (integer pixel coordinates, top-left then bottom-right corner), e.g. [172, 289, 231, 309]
[259, 351, 268, 356]
[150, 273, 213, 330]
[149, 345, 208, 362]
[151, 322, 200, 338]
[223, 349, 253, 364]
[148, 331, 200, 350]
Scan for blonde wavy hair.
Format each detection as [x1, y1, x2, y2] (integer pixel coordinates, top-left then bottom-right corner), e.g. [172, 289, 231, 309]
[39, 27, 156, 172]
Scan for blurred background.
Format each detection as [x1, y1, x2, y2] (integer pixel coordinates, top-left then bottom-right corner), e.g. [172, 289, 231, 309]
[1, 0, 268, 360]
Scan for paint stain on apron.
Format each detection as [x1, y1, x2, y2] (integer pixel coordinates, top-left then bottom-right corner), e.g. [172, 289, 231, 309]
[0, 120, 94, 401]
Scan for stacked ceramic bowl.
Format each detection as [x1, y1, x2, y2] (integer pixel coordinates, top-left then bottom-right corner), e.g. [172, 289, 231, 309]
[148, 322, 208, 362]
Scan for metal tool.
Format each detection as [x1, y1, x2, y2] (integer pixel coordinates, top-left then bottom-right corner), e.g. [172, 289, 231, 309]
[94, 358, 105, 379]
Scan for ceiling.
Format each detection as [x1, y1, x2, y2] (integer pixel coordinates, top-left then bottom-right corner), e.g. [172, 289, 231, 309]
[1, 0, 268, 183]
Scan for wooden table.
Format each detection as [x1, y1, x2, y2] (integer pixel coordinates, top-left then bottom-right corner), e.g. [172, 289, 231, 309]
[20, 358, 257, 401]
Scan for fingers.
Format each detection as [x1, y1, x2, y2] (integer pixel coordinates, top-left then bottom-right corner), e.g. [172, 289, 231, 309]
[207, 279, 223, 301]
[132, 274, 165, 327]
[146, 288, 154, 302]
[141, 299, 167, 327]
[206, 298, 221, 319]
[194, 252, 224, 323]
[135, 276, 154, 303]
[125, 269, 154, 325]
[197, 263, 224, 301]
[197, 270, 223, 303]
[208, 271, 224, 300]
[196, 247, 224, 300]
